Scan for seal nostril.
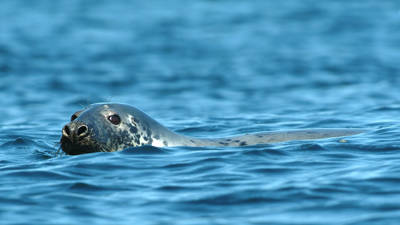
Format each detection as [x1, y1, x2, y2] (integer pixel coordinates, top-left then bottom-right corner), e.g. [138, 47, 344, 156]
[64, 125, 71, 136]
[77, 125, 88, 136]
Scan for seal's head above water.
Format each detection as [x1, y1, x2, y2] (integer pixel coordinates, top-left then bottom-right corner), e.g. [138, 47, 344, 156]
[60, 103, 173, 155]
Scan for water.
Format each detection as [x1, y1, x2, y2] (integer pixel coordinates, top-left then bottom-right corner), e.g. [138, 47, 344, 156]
[1, 0, 400, 224]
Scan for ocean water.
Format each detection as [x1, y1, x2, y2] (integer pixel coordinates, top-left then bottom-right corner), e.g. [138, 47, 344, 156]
[1, 1, 400, 224]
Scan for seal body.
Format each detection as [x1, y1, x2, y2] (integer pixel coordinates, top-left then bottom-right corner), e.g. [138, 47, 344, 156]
[60, 103, 364, 155]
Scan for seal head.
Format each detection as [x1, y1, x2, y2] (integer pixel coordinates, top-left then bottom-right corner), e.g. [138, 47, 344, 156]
[60, 103, 157, 155]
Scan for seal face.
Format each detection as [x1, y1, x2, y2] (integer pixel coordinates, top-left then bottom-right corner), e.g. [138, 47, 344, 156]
[60, 103, 364, 155]
[60, 103, 157, 155]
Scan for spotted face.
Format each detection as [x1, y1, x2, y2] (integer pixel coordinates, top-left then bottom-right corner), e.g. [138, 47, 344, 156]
[60, 103, 153, 155]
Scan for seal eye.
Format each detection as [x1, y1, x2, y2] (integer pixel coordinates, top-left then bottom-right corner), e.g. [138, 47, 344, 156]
[71, 114, 78, 121]
[108, 114, 121, 125]
[70, 110, 83, 121]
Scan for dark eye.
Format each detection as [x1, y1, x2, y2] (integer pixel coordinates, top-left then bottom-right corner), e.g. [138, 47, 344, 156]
[70, 110, 83, 121]
[108, 114, 121, 125]
[71, 114, 78, 121]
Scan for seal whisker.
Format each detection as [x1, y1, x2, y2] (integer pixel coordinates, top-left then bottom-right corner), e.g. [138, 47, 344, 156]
[55, 138, 66, 157]
[93, 140, 110, 153]
[98, 146, 106, 152]
[100, 145, 111, 153]
[55, 146, 62, 156]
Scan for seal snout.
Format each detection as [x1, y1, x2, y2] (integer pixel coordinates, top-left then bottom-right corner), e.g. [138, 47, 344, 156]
[62, 123, 89, 141]
[60, 122, 94, 155]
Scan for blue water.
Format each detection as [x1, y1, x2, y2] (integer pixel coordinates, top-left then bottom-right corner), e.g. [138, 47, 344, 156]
[1, 1, 400, 224]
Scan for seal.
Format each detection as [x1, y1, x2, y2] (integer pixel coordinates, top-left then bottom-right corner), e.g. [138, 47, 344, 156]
[60, 103, 364, 155]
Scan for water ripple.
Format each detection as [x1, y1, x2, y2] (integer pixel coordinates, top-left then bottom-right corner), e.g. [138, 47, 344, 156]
[1, 0, 400, 224]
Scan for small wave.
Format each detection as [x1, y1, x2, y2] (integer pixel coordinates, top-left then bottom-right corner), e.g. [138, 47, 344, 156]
[0, 136, 36, 147]
[67, 182, 110, 192]
[250, 167, 297, 175]
[1, 169, 75, 181]
[240, 148, 289, 156]
[119, 145, 167, 154]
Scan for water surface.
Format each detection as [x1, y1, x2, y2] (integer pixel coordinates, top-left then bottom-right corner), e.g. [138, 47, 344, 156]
[1, 1, 400, 224]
